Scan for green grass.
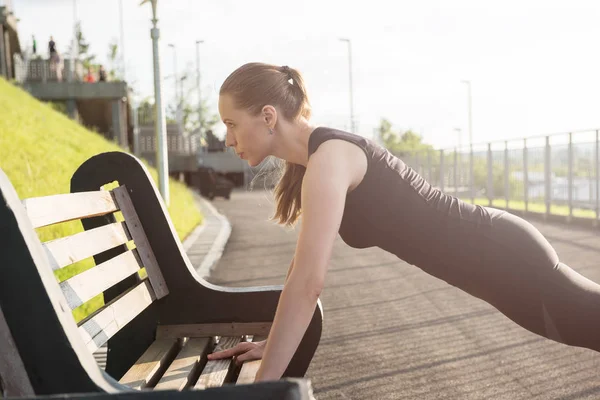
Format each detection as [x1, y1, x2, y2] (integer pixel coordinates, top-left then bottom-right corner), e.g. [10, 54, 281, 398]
[462, 197, 597, 219]
[0, 77, 203, 321]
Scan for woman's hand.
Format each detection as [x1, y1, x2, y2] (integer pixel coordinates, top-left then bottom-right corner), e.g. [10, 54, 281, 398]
[206, 340, 266, 366]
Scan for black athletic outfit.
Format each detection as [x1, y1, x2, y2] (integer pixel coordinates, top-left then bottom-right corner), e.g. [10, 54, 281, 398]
[308, 126, 600, 351]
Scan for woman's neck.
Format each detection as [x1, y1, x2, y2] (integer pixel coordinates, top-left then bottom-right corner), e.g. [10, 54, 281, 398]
[270, 120, 319, 167]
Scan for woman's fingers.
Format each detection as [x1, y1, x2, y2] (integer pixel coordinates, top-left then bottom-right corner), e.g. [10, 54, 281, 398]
[234, 349, 262, 365]
[207, 342, 251, 360]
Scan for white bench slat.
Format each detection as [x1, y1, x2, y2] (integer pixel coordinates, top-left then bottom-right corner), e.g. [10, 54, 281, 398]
[119, 338, 180, 390]
[22, 191, 118, 229]
[60, 250, 142, 309]
[236, 361, 261, 385]
[194, 337, 241, 390]
[154, 337, 212, 391]
[78, 280, 156, 353]
[43, 222, 130, 271]
[112, 186, 169, 299]
[236, 335, 266, 385]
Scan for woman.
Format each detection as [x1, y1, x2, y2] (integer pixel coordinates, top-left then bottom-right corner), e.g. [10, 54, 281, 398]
[207, 62, 600, 382]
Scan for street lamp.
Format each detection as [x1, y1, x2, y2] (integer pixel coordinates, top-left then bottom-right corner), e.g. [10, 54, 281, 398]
[140, 0, 169, 206]
[339, 38, 355, 133]
[168, 43, 183, 137]
[461, 80, 473, 147]
[454, 127, 462, 149]
[118, 0, 126, 81]
[71, 0, 78, 81]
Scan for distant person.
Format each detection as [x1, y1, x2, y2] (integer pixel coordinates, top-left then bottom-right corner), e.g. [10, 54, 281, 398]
[32, 35, 37, 55]
[48, 36, 62, 82]
[84, 67, 95, 83]
[98, 65, 107, 82]
[48, 36, 57, 58]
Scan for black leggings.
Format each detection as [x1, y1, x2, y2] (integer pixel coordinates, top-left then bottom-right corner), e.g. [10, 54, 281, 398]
[475, 210, 600, 352]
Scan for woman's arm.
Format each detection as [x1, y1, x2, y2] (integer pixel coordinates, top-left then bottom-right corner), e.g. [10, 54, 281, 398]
[254, 140, 367, 381]
[284, 257, 295, 284]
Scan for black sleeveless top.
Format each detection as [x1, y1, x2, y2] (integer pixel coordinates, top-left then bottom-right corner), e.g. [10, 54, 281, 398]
[308, 126, 501, 283]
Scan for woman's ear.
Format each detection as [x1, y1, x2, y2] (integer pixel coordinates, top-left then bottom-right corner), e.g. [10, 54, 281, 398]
[262, 105, 277, 128]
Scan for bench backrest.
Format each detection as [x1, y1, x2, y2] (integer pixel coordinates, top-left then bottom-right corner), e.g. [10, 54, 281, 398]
[22, 185, 169, 353]
[0, 167, 170, 396]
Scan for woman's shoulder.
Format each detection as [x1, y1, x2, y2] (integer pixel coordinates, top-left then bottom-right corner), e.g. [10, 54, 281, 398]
[308, 126, 372, 159]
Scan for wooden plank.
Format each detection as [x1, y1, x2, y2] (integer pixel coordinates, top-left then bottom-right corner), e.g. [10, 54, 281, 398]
[60, 250, 142, 309]
[78, 280, 156, 353]
[154, 337, 212, 391]
[43, 221, 130, 271]
[194, 337, 241, 390]
[119, 338, 180, 390]
[156, 322, 272, 339]
[22, 190, 118, 229]
[236, 360, 262, 385]
[0, 307, 34, 396]
[112, 186, 169, 299]
[236, 335, 266, 385]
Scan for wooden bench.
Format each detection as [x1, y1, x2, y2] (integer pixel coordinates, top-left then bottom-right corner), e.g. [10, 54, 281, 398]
[0, 151, 322, 399]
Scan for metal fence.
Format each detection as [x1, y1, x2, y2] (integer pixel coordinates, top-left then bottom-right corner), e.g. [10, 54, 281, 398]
[400, 129, 600, 223]
[13, 56, 84, 83]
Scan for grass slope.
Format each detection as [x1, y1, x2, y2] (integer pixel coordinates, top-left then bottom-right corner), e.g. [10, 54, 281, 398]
[0, 77, 203, 320]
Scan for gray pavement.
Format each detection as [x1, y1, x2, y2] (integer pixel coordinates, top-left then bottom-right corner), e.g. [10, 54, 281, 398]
[206, 189, 600, 400]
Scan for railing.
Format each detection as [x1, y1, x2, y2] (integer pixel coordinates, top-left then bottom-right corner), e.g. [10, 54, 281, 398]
[13, 56, 84, 83]
[400, 129, 600, 223]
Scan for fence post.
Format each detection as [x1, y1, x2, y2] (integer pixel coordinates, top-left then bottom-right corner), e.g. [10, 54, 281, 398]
[454, 148, 458, 196]
[487, 143, 493, 206]
[545, 136, 551, 218]
[440, 150, 445, 192]
[427, 150, 432, 184]
[41, 60, 47, 83]
[568, 132, 573, 220]
[470, 144, 474, 204]
[504, 140, 509, 209]
[133, 107, 140, 156]
[523, 138, 529, 213]
[594, 129, 600, 223]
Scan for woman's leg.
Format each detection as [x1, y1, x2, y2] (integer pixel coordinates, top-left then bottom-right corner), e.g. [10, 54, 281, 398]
[480, 211, 600, 352]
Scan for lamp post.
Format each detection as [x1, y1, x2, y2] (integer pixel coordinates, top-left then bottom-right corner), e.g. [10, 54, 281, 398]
[461, 80, 473, 147]
[118, 0, 126, 81]
[71, 0, 78, 81]
[339, 38, 355, 133]
[195, 39, 204, 151]
[454, 127, 462, 149]
[141, 0, 169, 206]
[167, 43, 183, 137]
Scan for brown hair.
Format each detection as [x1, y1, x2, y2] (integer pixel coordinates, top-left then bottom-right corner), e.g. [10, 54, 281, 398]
[219, 62, 312, 226]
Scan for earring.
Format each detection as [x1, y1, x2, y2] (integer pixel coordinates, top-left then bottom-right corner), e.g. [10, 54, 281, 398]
[269, 128, 274, 135]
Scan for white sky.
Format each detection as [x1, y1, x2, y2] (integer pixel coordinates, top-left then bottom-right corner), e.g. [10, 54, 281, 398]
[12, 0, 600, 148]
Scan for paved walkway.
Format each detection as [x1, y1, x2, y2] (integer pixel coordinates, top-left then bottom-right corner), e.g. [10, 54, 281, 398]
[206, 189, 600, 400]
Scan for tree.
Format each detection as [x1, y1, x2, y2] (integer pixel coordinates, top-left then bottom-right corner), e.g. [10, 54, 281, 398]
[107, 39, 121, 81]
[70, 22, 96, 68]
[164, 65, 220, 135]
[377, 118, 434, 156]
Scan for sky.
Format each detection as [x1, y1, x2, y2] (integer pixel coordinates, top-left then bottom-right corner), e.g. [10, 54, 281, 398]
[10, 0, 600, 148]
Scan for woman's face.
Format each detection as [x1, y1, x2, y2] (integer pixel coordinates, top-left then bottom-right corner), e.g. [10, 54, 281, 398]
[218, 94, 273, 167]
